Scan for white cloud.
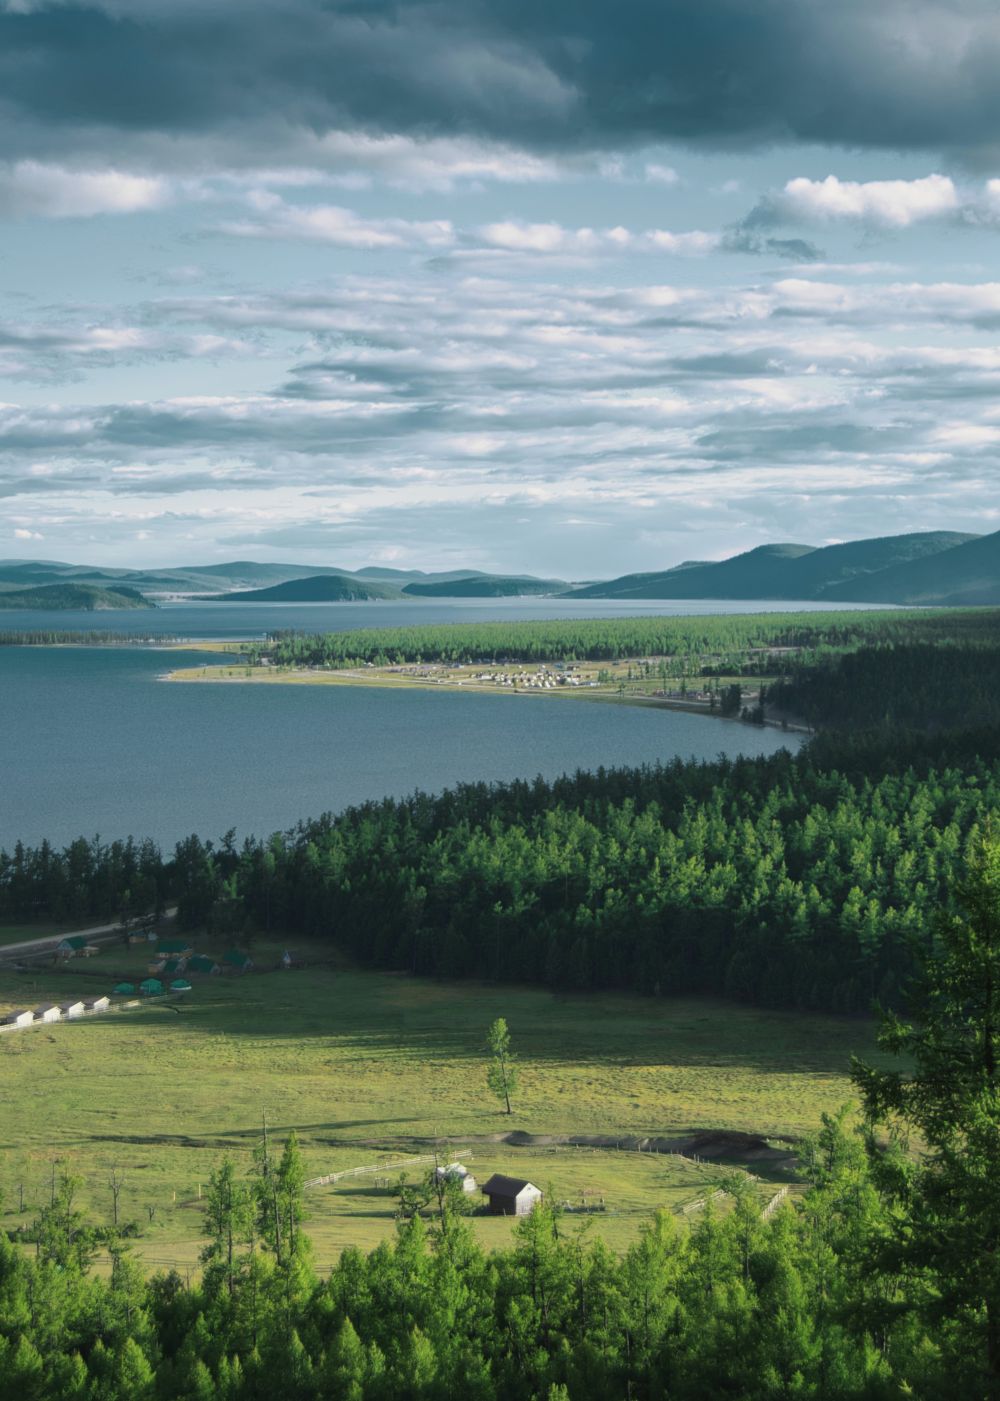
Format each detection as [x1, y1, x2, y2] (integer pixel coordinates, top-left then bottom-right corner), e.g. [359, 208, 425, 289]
[476, 219, 718, 257]
[13, 527, 43, 539]
[778, 173, 959, 227]
[645, 163, 679, 185]
[221, 199, 456, 249]
[0, 162, 169, 218]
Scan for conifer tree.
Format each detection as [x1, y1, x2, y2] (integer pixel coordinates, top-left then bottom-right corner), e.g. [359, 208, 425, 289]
[853, 831, 1000, 1397]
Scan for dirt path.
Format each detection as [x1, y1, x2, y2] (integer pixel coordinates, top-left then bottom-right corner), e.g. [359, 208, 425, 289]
[0, 907, 178, 964]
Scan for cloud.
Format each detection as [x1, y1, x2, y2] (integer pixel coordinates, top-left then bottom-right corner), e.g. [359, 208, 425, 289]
[220, 197, 455, 249]
[0, 160, 168, 216]
[2, 0, 1000, 176]
[773, 174, 959, 228]
[13, 526, 42, 539]
[644, 163, 679, 185]
[474, 219, 718, 257]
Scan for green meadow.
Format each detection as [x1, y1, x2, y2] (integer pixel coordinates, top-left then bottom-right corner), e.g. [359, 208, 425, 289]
[0, 939, 881, 1271]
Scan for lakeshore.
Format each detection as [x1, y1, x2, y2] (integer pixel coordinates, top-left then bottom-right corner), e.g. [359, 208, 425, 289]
[165, 650, 811, 732]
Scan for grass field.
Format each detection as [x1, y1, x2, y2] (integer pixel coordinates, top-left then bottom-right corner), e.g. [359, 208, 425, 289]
[0, 942, 880, 1270]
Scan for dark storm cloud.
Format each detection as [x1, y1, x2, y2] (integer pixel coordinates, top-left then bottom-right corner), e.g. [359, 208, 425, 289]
[3, 1, 1000, 165]
[720, 228, 825, 262]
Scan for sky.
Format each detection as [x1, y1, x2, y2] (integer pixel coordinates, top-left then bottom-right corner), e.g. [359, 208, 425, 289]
[2, 0, 1000, 578]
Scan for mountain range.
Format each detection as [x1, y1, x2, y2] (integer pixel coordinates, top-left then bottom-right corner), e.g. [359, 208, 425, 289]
[3, 527, 1000, 609]
[571, 530, 1000, 605]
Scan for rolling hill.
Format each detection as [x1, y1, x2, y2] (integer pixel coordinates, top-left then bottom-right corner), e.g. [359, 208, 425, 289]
[206, 575, 404, 603]
[824, 528, 1000, 605]
[569, 531, 983, 603]
[402, 575, 565, 597]
[0, 583, 155, 611]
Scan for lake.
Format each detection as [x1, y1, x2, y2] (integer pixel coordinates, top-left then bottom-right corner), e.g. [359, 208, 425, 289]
[0, 597, 849, 851]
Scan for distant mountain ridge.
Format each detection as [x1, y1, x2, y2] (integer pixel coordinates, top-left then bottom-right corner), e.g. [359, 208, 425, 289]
[4, 529, 998, 608]
[0, 558, 563, 600]
[570, 531, 990, 605]
[208, 576, 403, 603]
[402, 576, 564, 598]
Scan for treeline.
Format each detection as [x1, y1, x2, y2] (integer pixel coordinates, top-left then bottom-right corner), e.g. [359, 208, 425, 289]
[2, 840, 999, 1398]
[258, 607, 999, 670]
[4, 732, 996, 1013]
[0, 1110, 990, 1398]
[0, 835, 167, 924]
[207, 736, 998, 1013]
[767, 642, 1000, 731]
[0, 630, 173, 646]
[6, 629, 1000, 1014]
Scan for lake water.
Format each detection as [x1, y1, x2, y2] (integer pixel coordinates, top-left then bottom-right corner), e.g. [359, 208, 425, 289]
[0, 597, 842, 851]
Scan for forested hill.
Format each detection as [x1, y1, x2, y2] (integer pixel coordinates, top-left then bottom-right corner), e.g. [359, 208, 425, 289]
[0, 583, 154, 611]
[260, 606, 993, 669]
[207, 575, 403, 602]
[570, 529, 988, 602]
[401, 575, 565, 597]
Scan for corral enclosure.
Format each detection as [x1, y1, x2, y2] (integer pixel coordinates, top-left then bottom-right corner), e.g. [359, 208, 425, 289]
[0, 938, 880, 1269]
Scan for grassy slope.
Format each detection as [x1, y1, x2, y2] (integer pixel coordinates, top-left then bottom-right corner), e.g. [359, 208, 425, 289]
[0, 945, 878, 1267]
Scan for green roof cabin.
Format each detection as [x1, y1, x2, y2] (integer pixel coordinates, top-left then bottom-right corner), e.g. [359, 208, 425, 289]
[187, 955, 220, 974]
[222, 950, 253, 973]
[113, 982, 135, 995]
[57, 935, 88, 956]
[139, 978, 163, 996]
[170, 978, 193, 992]
[158, 939, 193, 956]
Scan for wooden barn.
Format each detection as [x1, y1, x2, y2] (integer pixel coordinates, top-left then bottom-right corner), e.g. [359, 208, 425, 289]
[84, 995, 110, 1013]
[34, 1003, 61, 1024]
[59, 999, 86, 1019]
[3, 1009, 34, 1030]
[481, 1174, 542, 1216]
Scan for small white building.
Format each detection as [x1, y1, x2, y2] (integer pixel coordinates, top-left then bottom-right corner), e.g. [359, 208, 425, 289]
[84, 995, 110, 1014]
[434, 1162, 477, 1194]
[3, 1009, 34, 1030]
[34, 1003, 61, 1024]
[60, 1000, 86, 1019]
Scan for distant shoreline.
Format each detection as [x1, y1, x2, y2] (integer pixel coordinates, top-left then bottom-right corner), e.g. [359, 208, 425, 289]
[164, 660, 812, 734]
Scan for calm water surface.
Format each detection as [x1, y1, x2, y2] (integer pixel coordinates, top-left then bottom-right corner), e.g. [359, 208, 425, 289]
[0, 597, 831, 849]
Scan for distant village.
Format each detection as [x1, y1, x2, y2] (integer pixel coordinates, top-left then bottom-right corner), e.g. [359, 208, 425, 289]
[0, 927, 292, 1034]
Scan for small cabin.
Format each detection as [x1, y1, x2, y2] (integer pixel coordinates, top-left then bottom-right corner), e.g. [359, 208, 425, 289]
[57, 935, 88, 959]
[139, 978, 163, 997]
[3, 1009, 34, 1030]
[158, 939, 193, 958]
[84, 995, 110, 1013]
[34, 1003, 61, 1024]
[113, 982, 136, 996]
[59, 1000, 86, 1019]
[481, 1174, 542, 1216]
[187, 955, 220, 975]
[435, 1162, 477, 1194]
[222, 950, 253, 974]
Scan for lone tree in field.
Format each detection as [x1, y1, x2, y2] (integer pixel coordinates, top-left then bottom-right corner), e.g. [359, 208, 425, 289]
[486, 1017, 518, 1115]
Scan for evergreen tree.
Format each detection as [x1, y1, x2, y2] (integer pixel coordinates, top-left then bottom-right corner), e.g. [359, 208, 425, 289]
[853, 831, 1000, 1397]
